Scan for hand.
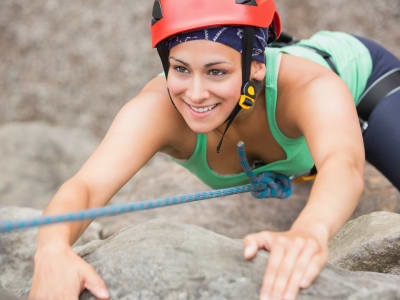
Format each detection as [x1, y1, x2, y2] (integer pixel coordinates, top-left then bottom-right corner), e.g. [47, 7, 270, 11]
[243, 228, 329, 300]
[29, 245, 109, 300]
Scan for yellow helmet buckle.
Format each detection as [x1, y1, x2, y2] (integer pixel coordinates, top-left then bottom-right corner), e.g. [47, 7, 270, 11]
[239, 95, 255, 109]
[239, 81, 257, 109]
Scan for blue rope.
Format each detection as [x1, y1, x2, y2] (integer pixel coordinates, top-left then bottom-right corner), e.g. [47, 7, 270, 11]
[0, 141, 292, 233]
[237, 141, 292, 199]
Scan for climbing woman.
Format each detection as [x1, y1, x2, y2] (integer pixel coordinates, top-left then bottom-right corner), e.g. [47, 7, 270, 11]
[29, 0, 400, 299]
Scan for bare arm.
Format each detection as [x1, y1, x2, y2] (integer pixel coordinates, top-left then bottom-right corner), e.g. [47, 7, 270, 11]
[37, 76, 182, 248]
[291, 74, 364, 241]
[30, 76, 185, 299]
[244, 71, 365, 300]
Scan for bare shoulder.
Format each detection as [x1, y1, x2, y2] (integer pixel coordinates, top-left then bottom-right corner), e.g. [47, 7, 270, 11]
[276, 54, 354, 138]
[276, 54, 364, 167]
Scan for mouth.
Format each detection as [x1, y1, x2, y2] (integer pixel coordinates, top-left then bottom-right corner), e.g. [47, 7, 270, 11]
[189, 103, 218, 113]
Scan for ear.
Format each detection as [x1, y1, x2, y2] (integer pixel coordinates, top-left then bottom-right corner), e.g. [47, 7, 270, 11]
[250, 60, 266, 82]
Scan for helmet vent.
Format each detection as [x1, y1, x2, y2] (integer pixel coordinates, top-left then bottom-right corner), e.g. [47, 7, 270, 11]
[236, 0, 258, 6]
[152, 0, 163, 25]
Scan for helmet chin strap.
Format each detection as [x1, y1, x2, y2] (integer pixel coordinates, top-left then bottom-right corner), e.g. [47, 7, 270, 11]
[156, 41, 179, 110]
[216, 26, 259, 153]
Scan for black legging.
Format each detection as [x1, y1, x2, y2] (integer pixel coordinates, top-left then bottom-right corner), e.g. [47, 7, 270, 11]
[354, 36, 400, 190]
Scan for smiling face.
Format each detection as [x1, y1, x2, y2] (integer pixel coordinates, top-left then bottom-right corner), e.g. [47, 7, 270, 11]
[167, 40, 243, 133]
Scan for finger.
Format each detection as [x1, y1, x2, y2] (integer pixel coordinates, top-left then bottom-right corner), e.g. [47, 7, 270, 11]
[271, 237, 305, 300]
[243, 238, 258, 259]
[283, 238, 319, 300]
[82, 265, 110, 300]
[243, 232, 273, 260]
[260, 237, 286, 299]
[300, 250, 328, 289]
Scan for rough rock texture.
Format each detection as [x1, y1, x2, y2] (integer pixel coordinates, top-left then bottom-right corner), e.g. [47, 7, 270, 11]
[0, 0, 159, 137]
[0, 122, 98, 209]
[0, 207, 102, 297]
[1, 214, 400, 300]
[329, 211, 400, 275]
[50, 219, 400, 299]
[0, 288, 21, 300]
[276, 0, 400, 55]
[78, 220, 400, 300]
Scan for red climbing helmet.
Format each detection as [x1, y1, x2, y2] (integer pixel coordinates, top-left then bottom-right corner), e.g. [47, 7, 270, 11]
[151, 0, 281, 48]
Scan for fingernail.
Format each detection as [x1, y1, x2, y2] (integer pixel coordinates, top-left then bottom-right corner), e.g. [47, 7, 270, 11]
[260, 294, 269, 300]
[97, 288, 109, 298]
[300, 279, 309, 288]
[245, 247, 253, 257]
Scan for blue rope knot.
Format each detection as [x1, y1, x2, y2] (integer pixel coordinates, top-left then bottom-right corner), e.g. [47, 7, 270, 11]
[237, 141, 293, 199]
[248, 171, 292, 199]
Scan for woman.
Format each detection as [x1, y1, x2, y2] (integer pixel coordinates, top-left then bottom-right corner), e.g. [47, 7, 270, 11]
[29, 0, 400, 299]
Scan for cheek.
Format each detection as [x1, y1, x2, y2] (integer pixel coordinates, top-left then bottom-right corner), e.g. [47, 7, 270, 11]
[210, 78, 242, 101]
[166, 74, 185, 95]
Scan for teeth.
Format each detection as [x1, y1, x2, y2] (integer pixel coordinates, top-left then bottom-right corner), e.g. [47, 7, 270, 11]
[190, 104, 217, 113]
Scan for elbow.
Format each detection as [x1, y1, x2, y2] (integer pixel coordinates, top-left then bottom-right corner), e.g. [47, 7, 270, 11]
[317, 153, 365, 197]
[338, 155, 365, 199]
[348, 151, 365, 198]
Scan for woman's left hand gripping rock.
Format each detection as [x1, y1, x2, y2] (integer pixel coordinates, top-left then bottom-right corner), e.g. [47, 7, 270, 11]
[243, 228, 329, 300]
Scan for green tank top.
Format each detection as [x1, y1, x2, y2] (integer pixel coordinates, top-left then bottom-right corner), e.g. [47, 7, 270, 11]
[171, 31, 372, 189]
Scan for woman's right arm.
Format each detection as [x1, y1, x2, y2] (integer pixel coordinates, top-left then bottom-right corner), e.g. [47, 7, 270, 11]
[29, 76, 184, 300]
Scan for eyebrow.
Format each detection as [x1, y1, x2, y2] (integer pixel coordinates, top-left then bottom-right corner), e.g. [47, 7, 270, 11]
[169, 56, 230, 68]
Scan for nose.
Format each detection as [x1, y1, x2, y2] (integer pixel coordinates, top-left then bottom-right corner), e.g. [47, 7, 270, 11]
[185, 75, 209, 103]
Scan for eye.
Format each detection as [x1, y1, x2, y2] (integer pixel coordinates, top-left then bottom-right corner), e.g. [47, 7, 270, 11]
[173, 66, 189, 74]
[208, 69, 226, 76]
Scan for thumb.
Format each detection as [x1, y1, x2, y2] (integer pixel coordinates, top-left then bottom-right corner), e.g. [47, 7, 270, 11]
[82, 265, 110, 300]
[243, 235, 259, 260]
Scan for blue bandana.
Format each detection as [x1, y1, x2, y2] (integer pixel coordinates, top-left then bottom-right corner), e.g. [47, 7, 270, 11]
[167, 26, 269, 63]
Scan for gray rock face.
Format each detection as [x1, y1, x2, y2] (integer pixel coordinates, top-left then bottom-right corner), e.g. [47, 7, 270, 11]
[1, 209, 400, 300]
[0, 122, 98, 209]
[329, 211, 400, 275]
[0, 288, 22, 300]
[79, 219, 400, 300]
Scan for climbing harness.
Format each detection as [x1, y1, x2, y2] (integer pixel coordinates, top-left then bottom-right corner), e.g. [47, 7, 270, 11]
[0, 142, 293, 233]
[357, 68, 400, 132]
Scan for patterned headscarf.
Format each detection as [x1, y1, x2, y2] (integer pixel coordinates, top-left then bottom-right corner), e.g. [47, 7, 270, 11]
[167, 26, 269, 63]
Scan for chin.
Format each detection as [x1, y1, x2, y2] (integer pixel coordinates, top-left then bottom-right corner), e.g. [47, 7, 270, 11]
[187, 123, 215, 134]
[184, 118, 222, 134]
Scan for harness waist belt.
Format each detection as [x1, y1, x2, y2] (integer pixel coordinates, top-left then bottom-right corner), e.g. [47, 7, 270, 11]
[357, 68, 400, 121]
